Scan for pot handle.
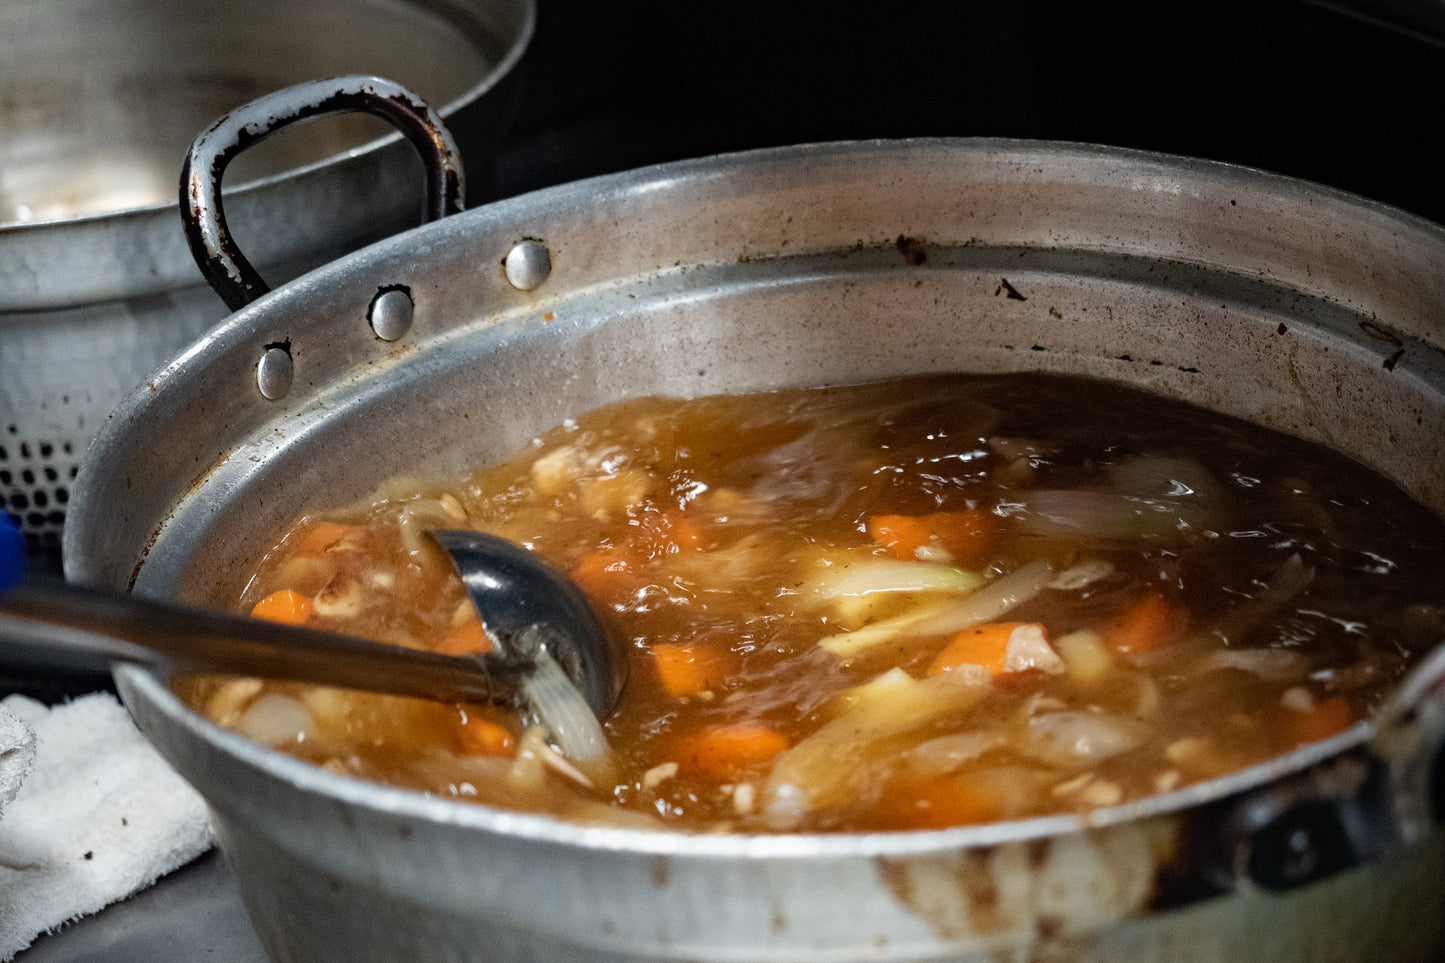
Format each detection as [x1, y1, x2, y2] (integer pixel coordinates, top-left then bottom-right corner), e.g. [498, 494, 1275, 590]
[1373, 640, 1445, 836]
[180, 75, 465, 311]
[1161, 642, 1445, 901]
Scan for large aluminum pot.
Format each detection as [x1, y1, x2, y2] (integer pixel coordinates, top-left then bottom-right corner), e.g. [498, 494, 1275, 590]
[66, 139, 1445, 961]
[0, 0, 532, 555]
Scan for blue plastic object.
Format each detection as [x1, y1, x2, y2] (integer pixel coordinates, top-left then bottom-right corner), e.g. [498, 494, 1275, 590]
[0, 512, 23, 593]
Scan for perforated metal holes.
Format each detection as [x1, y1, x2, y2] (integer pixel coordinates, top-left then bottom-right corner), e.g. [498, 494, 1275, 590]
[0, 423, 79, 548]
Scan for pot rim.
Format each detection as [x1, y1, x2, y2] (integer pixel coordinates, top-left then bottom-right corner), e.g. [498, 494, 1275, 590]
[114, 661, 1369, 857]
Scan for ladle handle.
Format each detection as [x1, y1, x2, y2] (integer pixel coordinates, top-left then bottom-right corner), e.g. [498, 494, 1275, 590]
[0, 512, 21, 594]
[0, 574, 510, 707]
[180, 75, 465, 311]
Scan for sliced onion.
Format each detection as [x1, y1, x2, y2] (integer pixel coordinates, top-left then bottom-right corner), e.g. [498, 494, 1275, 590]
[912, 560, 1055, 637]
[234, 694, 314, 747]
[1108, 454, 1224, 502]
[517, 648, 617, 783]
[810, 559, 985, 600]
[1025, 710, 1148, 768]
[760, 666, 990, 829]
[1004, 623, 1065, 675]
[1206, 553, 1316, 647]
[900, 731, 1005, 777]
[1195, 647, 1310, 682]
[506, 726, 549, 790]
[824, 666, 917, 713]
[1011, 490, 1190, 540]
[395, 498, 457, 556]
[1049, 559, 1115, 590]
[818, 600, 958, 658]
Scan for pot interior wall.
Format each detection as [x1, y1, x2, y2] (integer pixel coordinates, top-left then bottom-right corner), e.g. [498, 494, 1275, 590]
[0, 0, 500, 223]
[66, 142, 1445, 606]
[127, 245, 1445, 608]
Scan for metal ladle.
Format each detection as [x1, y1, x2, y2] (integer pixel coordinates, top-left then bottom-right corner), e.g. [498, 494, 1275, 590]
[0, 522, 623, 763]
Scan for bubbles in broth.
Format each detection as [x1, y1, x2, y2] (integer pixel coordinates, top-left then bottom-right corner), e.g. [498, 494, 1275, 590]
[177, 373, 1445, 832]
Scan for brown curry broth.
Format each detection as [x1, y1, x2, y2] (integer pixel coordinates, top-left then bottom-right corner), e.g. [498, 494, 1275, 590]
[180, 373, 1445, 832]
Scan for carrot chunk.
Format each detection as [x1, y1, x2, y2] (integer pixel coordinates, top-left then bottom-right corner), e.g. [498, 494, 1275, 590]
[645, 511, 705, 554]
[676, 723, 788, 779]
[868, 510, 995, 563]
[250, 589, 313, 626]
[570, 546, 635, 595]
[299, 521, 353, 556]
[883, 773, 1006, 829]
[1104, 593, 1171, 654]
[1287, 695, 1356, 744]
[652, 643, 729, 697]
[457, 713, 516, 757]
[436, 618, 494, 656]
[928, 622, 1040, 677]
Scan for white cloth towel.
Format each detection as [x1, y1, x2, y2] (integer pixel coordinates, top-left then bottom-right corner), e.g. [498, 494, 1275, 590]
[0, 704, 34, 817]
[0, 692, 215, 960]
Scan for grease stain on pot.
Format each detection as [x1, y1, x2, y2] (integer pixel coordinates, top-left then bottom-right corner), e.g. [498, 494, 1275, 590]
[649, 853, 672, 888]
[895, 235, 927, 266]
[877, 822, 1174, 954]
[997, 278, 1027, 301]
[877, 847, 1005, 942]
[1360, 320, 1403, 346]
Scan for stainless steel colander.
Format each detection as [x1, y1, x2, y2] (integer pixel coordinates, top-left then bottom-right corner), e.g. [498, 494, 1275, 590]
[0, 0, 533, 553]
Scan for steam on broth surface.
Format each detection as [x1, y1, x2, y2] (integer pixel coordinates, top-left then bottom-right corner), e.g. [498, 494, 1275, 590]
[176, 373, 1445, 832]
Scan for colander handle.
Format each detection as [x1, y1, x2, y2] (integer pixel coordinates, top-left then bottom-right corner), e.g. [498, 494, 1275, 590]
[179, 75, 465, 312]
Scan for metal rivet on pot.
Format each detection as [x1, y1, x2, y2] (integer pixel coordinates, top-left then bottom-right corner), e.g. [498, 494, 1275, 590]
[504, 240, 552, 291]
[369, 288, 414, 341]
[256, 345, 294, 401]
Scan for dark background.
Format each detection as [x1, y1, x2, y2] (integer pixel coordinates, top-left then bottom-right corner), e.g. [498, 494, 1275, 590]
[491, 0, 1445, 226]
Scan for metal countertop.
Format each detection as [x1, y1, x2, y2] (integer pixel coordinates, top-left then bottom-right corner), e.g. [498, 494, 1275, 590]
[17, 852, 265, 963]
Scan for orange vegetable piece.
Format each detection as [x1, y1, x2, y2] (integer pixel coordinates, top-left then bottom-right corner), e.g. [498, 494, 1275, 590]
[250, 589, 312, 626]
[436, 617, 494, 656]
[868, 510, 996, 563]
[676, 723, 788, 779]
[1287, 695, 1356, 744]
[457, 712, 516, 758]
[927, 622, 1039, 677]
[883, 773, 1006, 829]
[654, 511, 704, 553]
[570, 546, 635, 595]
[1105, 593, 1171, 654]
[299, 521, 352, 556]
[652, 643, 729, 697]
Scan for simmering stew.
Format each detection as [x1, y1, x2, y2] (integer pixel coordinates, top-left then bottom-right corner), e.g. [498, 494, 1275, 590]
[178, 373, 1445, 832]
